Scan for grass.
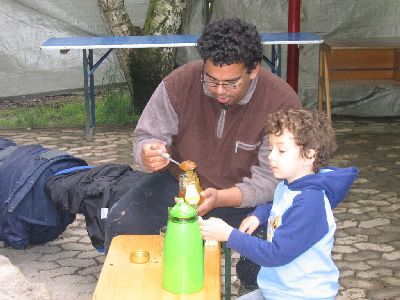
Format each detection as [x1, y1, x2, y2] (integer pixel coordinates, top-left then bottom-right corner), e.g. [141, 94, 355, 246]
[0, 87, 139, 129]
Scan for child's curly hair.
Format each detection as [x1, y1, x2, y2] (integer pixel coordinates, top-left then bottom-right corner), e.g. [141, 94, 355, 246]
[266, 109, 337, 172]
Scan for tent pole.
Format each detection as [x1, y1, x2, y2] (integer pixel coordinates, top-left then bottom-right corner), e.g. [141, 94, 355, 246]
[287, 0, 300, 93]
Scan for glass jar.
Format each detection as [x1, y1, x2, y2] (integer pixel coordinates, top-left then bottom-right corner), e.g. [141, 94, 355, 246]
[178, 170, 203, 209]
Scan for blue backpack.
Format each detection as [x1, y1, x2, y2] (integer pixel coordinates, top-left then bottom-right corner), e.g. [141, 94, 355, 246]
[0, 138, 87, 249]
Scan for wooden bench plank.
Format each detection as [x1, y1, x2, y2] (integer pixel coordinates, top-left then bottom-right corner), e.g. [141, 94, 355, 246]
[318, 38, 400, 122]
[326, 49, 396, 70]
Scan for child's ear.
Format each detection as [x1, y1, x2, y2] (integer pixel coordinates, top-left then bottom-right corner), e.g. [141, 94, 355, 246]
[304, 149, 316, 166]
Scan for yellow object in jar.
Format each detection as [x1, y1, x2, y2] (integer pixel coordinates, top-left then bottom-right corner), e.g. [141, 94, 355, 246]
[179, 169, 203, 208]
[185, 184, 200, 205]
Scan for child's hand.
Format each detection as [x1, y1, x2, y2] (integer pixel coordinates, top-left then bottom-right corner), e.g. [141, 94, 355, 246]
[239, 215, 260, 235]
[198, 217, 233, 242]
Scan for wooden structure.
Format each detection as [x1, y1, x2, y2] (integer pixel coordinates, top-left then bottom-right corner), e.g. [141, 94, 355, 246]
[318, 37, 400, 122]
[93, 235, 221, 300]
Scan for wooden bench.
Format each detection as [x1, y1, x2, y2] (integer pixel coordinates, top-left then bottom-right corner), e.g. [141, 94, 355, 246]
[92, 235, 221, 300]
[318, 37, 400, 122]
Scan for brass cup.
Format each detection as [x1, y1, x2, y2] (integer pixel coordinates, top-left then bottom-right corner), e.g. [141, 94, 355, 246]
[130, 250, 150, 264]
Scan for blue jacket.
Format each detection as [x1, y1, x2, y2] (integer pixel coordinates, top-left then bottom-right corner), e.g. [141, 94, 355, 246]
[0, 138, 87, 249]
[227, 167, 358, 299]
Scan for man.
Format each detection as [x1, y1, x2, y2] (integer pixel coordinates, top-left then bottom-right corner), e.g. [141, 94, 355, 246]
[104, 18, 301, 252]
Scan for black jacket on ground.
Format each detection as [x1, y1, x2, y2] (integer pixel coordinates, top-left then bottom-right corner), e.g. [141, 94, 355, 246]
[45, 164, 143, 249]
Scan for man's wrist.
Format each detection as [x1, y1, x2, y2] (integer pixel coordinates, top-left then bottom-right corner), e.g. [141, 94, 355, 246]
[217, 187, 243, 207]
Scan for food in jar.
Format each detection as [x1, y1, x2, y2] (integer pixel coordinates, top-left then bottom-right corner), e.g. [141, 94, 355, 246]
[179, 160, 197, 171]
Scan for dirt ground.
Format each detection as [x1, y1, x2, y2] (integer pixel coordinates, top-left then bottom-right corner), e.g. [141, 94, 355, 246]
[0, 91, 87, 111]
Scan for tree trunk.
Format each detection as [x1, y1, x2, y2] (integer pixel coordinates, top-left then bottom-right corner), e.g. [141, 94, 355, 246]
[132, 0, 187, 112]
[97, 0, 187, 113]
[97, 0, 142, 98]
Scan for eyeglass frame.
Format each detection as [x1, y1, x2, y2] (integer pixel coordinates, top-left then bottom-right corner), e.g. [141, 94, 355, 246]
[200, 65, 249, 90]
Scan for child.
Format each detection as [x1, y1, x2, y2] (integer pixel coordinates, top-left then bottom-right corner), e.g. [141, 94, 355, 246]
[199, 109, 358, 300]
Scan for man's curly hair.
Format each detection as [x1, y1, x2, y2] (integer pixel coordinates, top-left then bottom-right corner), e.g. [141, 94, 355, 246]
[196, 18, 263, 72]
[266, 109, 338, 172]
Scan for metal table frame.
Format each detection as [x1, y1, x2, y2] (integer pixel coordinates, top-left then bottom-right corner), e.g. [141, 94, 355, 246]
[41, 32, 323, 137]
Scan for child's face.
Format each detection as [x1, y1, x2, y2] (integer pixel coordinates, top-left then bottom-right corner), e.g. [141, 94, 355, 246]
[268, 130, 314, 183]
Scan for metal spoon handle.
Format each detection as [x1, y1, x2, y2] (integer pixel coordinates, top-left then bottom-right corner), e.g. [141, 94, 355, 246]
[160, 152, 180, 166]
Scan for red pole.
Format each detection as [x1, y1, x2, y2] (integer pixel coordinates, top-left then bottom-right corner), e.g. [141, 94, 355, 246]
[287, 0, 300, 93]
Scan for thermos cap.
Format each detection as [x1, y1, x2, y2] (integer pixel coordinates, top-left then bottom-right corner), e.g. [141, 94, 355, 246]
[169, 198, 197, 219]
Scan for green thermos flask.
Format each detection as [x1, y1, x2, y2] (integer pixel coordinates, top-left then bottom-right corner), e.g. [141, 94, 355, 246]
[162, 198, 204, 294]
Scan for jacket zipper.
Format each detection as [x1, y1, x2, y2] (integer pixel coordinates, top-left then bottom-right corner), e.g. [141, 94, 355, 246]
[235, 141, 262, 153]
[216, 107, 227, 139]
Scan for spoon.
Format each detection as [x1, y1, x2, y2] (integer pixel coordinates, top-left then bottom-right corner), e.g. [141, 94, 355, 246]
[160, 152, 180, 166]
[160, 153, 197, 171]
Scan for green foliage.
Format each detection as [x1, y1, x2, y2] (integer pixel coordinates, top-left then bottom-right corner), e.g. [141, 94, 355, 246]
[0, 67, 139, 129]
[0, 88, 138, 129]
[97, 84, 137, 125]
[0, 101, 85, 128]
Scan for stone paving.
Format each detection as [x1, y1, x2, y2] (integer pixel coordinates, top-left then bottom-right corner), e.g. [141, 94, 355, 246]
[0, 117, 400, 299]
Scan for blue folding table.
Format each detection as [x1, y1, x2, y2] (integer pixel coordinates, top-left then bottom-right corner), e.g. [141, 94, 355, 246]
[41, 32, 322, 137]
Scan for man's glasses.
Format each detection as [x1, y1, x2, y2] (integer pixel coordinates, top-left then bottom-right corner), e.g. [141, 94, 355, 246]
[201, 66, 248, 90]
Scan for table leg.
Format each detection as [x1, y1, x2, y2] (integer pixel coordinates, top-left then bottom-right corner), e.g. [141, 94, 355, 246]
[83, 49, 91, 137]
[271, 45, 276, 74]
[263, 44, 281, 77]
[89, 49, 96, 133]
[223, 243, 231, 300]
[82, 48, 114, 137]
[276, 45, 282, 77]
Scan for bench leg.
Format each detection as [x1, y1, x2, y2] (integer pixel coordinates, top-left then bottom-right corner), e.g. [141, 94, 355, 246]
[322, 51, 332, 123]
[318, 47, 324, 112]
[318, 46, 333, 124]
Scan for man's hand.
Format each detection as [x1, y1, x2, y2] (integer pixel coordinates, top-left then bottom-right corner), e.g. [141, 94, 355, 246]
[198, 188, 218, 216]
[198, 217, 233, 241]
[141, 142, 169, 172]
[239, 215, 260, 235]
[198, 186, 243, 216]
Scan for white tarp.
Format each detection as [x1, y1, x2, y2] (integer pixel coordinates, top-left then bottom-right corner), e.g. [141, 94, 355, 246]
[198, 0, 400, 116]
[1, 0, 399, 116]
[0, 0, 148, 98]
